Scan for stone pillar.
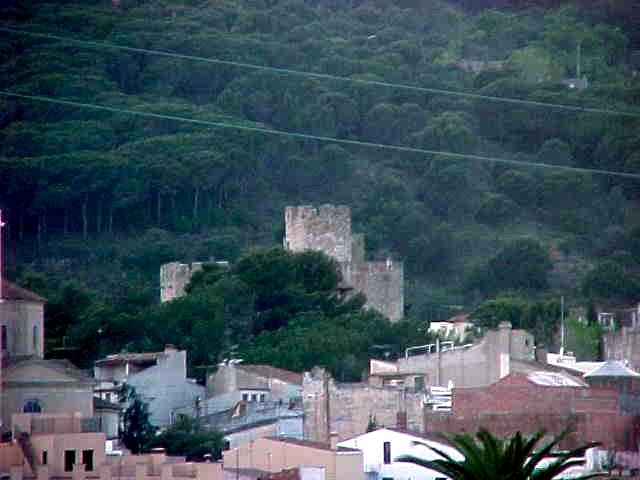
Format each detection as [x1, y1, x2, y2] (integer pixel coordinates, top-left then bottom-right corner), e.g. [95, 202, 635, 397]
[303, 367, 331, 444]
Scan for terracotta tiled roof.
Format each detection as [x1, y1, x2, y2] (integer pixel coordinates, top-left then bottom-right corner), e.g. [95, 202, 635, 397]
[95, 351, 163, 366]
[3, 357, 94, 384]
[1, 280, 46, 303]
[237, 365, 303, 386]
[446, 314, 469, 324]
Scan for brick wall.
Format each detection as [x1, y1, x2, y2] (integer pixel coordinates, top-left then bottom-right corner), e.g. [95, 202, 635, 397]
[425, 374, 639, 451]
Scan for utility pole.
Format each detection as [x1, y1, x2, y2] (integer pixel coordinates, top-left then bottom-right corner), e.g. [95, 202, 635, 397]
[0, 209, 5, 302]
[577, 41, 582, 79]
[560, 295, 565, 356]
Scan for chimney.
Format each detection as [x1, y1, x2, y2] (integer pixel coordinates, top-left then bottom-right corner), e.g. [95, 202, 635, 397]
[164, 344, 177, 352]
[329, 432, 338, 450]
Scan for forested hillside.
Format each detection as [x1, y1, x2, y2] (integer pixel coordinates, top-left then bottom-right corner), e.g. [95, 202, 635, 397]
[1, 0, 639, 369]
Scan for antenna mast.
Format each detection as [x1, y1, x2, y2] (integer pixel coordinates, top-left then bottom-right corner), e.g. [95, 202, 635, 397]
[560, 295, 565, 356]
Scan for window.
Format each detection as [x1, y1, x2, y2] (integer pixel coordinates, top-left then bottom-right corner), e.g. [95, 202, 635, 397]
[64, 450, 76, 472]
[23, 399, 42, 413]
[33, 325, 39, 352]
[1, 325, 7, 351]
[242, 393, 249, 402]
[414, 376, 425, 391]
[259, 394, 266, 402]
[82, 450, 94, 472]
[251, 394, 258, 402]
[383, 441, 391, 464]
[42, 451, 48, 466]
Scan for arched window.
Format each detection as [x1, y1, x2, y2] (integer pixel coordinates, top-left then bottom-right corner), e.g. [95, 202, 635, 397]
[23, 399, 42, 413]
[33, 326, 40, 353]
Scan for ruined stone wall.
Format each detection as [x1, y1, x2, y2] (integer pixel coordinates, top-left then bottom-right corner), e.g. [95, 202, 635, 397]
[284, 205, 404, 322]
[351, 260, 404, 322]
[303, 367, 423, 443]
[160, 262, 204, 302]
[603, 328, 640, 371]
[284, 205, 352, 264]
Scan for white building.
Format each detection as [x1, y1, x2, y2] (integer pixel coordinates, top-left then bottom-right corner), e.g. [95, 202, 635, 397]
[94, 345, 205, 427]
[428, 314, 472, 341]
[337, 427, 461, 480]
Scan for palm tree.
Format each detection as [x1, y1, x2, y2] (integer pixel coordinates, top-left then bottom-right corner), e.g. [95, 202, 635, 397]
[396, 429, 603, 480]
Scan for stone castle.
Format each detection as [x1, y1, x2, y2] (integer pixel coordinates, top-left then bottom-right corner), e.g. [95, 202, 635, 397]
[160, 205, 404, 321]
[284, 205, 403, 321]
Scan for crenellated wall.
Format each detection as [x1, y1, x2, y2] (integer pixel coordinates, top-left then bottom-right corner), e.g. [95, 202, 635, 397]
[284, 205, 404, 321]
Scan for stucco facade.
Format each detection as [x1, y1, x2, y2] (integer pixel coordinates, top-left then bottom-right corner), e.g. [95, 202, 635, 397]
[223, 437, 363, 480]
[95, 346, 205, 427]
[338, 428, 460, 480]
[369, 323, 535, 389]
[0, 281, 46, 359]
[2, 359, 94, 430]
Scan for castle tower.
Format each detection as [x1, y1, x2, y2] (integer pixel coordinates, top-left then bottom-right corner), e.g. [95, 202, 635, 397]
[160, 262, 204, 303]
[284, 205, 404, 322]
[284, 205, 352, 265]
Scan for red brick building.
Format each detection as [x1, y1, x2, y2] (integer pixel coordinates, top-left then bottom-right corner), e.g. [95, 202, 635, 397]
[425, 370, 640, 451]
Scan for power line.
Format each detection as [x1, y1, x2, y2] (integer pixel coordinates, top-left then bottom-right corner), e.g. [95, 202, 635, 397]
[2, 26, 640, 119]
[2, 89, 639, 180]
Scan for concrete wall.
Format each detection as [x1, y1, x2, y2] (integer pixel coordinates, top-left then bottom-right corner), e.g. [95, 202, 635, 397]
[0, 301, 44, 358]
[284, 206, 352, 265]
[160, 262, 204, 303]
[224, 417, 304, 448]
[127, 349, 205, 427]
[207, 365, 302, 401]
[351, 261, 403, 322]
[425, 374, 639, 451]
[303, 368, 423, 444]
[223, 438, 363, 480]
[384, 323, 533, 388]
[603, 328, 640, 371]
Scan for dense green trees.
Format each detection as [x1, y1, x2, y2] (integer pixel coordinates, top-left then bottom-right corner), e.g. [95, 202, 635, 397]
[1, 0, 639, 336]
[466, 239, 553, 298]
[33, 248, 431, 381]
[150, 416, 225, 461]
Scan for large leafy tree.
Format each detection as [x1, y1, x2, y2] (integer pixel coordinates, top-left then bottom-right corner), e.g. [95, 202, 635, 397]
[396, 429, 601, 480]
[119, 385, 156, 455]
[150, 415, 225, 461]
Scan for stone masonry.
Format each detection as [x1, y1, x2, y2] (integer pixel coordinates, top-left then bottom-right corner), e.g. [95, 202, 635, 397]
[303, 367, 423, 444]
[160, 262, 204, 303]
[284, 205, 404, 321]
[604, 328, 640, 371]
